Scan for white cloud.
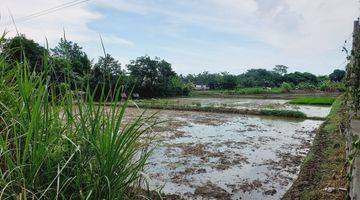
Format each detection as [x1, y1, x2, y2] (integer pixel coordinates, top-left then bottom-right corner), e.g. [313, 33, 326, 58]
[102, 35, 134, 47]
[0, 0, 357, 74]
[100, 0, 357, 74]
[0, 0, 135, 64]
[0, 0, 102, 45]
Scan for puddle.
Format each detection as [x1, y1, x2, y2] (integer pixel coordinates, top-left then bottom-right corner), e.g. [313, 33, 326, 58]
[158, 97, 331, 118]
[138, 109, 323, 200]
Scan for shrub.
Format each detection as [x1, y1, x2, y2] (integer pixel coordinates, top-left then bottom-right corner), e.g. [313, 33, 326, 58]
[281, 82, 293, 92]
[297, 82, 317, 91]
[260, 109, 307, 118]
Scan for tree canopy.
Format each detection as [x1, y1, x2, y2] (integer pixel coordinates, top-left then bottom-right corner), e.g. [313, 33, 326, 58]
[329, 69, 346, 82]
[1, 35, 48, 72]
[51, 38, 91, 76]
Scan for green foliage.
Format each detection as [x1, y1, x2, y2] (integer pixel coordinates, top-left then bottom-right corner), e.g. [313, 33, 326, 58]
[259, 109, 307, 118]
[0, 55, 153, 199]
[182, 66, 339, 92]
[288, 97, 335, 105]
[297, 82, 317, 91]
[273, 65, 288, 75]
[51, 38, 91, 76]
[284, 72, 318, 85]
[219, 72, 237, 89]
[329, 69, 345, 82]
[239, 68, 282, 87]
[319, 80, 345, 92]
[230, 87, 285, 94]
[127, 56, 189, 97]
[319, 80, 336, 92]
[1, 35, 48, 72]
[90, 54, 124, 100]
[281, 82, 293, 92]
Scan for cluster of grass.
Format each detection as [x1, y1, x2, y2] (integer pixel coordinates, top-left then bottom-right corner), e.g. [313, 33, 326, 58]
[288, 96, 335, 106]
[0, 41, 155, 199]
[259, 109, 307, 118]
[283, 96, 347, 199]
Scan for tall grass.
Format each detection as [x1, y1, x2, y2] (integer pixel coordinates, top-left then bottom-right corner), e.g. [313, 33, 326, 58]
[0, 35, 154, 199]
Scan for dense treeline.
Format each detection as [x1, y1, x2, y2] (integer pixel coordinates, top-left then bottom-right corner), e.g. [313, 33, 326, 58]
[181, 65, 346, 92]
[1, 35, 191, 99]
[1, 35, 345, 100]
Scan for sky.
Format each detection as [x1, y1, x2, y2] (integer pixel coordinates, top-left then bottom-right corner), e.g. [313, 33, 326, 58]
[0, 0, 358, 75]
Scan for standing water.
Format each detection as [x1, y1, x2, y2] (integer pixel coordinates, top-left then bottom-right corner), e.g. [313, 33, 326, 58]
[140, 109, 323, 199]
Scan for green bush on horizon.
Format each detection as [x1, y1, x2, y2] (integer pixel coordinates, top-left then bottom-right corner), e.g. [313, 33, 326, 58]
[281, 82, 293, 92]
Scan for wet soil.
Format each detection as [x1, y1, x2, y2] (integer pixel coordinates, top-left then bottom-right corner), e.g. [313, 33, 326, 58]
[122, 107, 323, 199]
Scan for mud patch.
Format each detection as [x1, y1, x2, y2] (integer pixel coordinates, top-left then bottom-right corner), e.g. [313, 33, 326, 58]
[194, 181, 231, 200]
[123, 107, 323, 199]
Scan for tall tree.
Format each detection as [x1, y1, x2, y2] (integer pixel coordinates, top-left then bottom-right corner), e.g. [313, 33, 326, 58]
[127, 56, 176, 97]
[273, 65, 288, 75]
[1, 35, 48, 71]
[51, 38, 91, 77]
[90, 54, 123, 99]
[329, 69, 346, 82]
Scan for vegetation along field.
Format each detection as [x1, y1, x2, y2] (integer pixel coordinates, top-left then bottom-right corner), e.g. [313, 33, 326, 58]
[1, 1, 359, 200]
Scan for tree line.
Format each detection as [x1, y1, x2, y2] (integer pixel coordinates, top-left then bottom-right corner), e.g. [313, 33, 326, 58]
[181, 65, 346, 92]
[1, 35, 346, 100]
[0, 35, 192, 99]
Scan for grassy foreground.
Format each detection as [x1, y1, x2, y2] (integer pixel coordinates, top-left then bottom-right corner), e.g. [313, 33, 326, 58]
[282, 96, 347, 199]
[289, 96, 335, 106]
[0, 58, 155, 198]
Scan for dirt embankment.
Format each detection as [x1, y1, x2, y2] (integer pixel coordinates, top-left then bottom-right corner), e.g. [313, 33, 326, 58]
[282, 97, 347, 200]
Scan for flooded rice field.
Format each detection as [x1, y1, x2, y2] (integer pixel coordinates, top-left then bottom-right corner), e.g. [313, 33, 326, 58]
[126, 108, 324, 199]
[155, 97, 331, 118]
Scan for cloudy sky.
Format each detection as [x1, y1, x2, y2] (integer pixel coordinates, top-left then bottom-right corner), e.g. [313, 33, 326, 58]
[0, 0, 358, 75]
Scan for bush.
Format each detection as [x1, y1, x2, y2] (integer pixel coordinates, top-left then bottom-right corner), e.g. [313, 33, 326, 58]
[182, 82, 194, 96]
[334, 82, 346, 92]
[260, 109, 307, 118]
[319, 80, 336, 92]
[281, 82, 293, 92]
[319, 80, 346, 92]
[297, 82, 317, 91]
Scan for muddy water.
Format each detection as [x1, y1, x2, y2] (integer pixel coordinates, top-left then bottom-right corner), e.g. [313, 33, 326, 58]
[160, 97, 331, 118]
[138, 109, 323, 200]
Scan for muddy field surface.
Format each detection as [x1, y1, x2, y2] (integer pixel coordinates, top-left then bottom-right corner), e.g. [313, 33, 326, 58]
[140, 97, 331, 118]
[124, 108, 323, 200]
